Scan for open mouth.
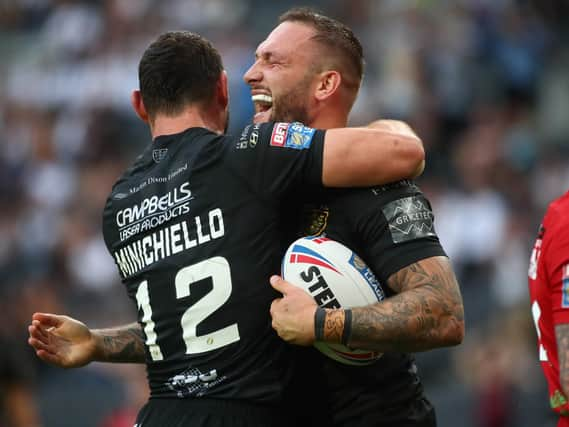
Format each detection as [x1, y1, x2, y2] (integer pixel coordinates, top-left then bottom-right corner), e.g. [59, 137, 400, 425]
[251, 94, 273, 121]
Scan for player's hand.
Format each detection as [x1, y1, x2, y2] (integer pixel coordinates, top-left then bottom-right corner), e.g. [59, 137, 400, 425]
[269, 275, 317, 346]
[28, 313, 97, 368]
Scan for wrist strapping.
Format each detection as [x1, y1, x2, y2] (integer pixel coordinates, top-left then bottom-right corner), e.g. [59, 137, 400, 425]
[314, 307, 326, 341]
[341, 309, 353, 346]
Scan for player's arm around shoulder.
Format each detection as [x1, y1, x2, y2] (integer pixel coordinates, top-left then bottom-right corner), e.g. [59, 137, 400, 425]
[322, 120, 424, 187]
[345, 256, 464, 352]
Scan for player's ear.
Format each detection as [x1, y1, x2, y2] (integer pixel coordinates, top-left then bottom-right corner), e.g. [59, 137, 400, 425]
[216, 71, 229, 110]
[131, 90, 149, 123]
[314, 70, 342, 102]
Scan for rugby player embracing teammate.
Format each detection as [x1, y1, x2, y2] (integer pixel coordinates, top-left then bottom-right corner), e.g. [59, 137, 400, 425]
[253, 9, 465, 427]
[27, 28, 426, 427]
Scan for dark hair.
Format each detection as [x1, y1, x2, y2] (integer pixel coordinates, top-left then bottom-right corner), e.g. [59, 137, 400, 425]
[138, 31, 223, 118]
[279, 7, 364, 88]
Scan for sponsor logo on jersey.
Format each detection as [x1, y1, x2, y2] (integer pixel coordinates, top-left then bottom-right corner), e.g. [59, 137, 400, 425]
[249, 130, 259, 148]
[285, 122, 315, 149]
[383, 196, 436, 244]
[117, 182, 192, 228]
[562, 264, 569, 308]
[237, 124, 252, 149]
[166, 368, 226, 398]
[125, 163, 188, 196]
[270, 122, 289, 147]
[152, 148, 168, 163]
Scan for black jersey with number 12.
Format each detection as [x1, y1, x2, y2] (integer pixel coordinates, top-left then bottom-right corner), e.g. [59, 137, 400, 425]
[101, 122, 325, 404]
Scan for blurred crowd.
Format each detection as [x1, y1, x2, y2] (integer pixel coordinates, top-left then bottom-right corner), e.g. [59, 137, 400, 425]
[1, 1, 568, 426]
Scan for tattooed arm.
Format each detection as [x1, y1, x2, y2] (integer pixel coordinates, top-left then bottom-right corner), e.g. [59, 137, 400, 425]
[28, 313, 146, 367]
[269, 256, 464, 351]
[323, 256, 464, 352]
[92, 323, 146, 363]
[556, 324, 569, 399]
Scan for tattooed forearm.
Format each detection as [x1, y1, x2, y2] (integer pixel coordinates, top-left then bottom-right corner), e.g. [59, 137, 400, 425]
[93, 323, 146, 363]
[347, 256, 464, 352]
[556, 324, 569, 397]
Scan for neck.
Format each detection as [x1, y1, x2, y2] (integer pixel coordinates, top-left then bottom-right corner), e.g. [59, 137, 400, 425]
[308, 105, 348, 130]
[150, 105, 224, 139]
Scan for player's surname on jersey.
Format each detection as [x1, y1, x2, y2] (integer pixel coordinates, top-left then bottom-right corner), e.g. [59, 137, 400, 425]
[114, 207, 225, 278]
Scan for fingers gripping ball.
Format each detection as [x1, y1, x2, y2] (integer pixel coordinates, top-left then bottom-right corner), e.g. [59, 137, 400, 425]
[281, 236, 385, 365]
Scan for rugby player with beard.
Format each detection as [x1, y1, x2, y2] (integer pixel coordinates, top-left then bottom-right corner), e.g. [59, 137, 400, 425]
[250, 9, 464, 427]
[26, 24, 427, 427]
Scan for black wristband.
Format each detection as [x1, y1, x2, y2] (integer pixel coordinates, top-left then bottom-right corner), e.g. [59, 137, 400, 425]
[314, 307, 326, 341]
[341, 309, 352, 346]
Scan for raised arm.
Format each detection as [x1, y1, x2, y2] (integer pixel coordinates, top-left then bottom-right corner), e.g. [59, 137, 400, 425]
[28, 313, 146, 367]
[322, 121, 424, 187]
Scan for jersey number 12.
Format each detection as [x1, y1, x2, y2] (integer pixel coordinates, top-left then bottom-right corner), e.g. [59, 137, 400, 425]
[135, 256, 240, 361]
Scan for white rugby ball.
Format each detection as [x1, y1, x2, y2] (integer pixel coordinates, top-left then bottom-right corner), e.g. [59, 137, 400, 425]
[281, 236, 385, 365]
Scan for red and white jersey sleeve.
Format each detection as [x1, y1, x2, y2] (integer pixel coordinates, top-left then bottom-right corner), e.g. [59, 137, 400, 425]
[528, 190, 569, 420]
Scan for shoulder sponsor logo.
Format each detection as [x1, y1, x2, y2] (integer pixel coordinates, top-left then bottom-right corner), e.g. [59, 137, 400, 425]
[270, 122, 289, 147]
[285, 122, 315, 149]
[152, 148, 168, 163]
[383, 196, 436, 244]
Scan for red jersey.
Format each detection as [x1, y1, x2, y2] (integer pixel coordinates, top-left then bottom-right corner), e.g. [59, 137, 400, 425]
[529, 190, 569, 426]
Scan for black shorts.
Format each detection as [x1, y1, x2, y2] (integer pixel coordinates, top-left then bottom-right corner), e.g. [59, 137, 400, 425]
[135, 398, 291, 427]
[333, 396, 437, 427]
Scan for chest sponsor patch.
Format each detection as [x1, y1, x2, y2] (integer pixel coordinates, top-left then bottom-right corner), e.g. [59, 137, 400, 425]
[271, 122, 315, 149]
[383, 195, 436, 244]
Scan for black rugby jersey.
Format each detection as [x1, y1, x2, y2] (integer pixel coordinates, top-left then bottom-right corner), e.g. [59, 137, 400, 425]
[102, 122, 325, 405]
[293, 180, 446, 426]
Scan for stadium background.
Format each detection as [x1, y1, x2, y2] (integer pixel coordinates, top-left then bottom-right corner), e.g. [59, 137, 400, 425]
[0, 0, 568, 426]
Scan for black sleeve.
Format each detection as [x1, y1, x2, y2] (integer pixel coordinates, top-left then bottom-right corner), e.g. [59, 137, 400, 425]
[226, 122, 325, 199]
[346, 184, 447, 286]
